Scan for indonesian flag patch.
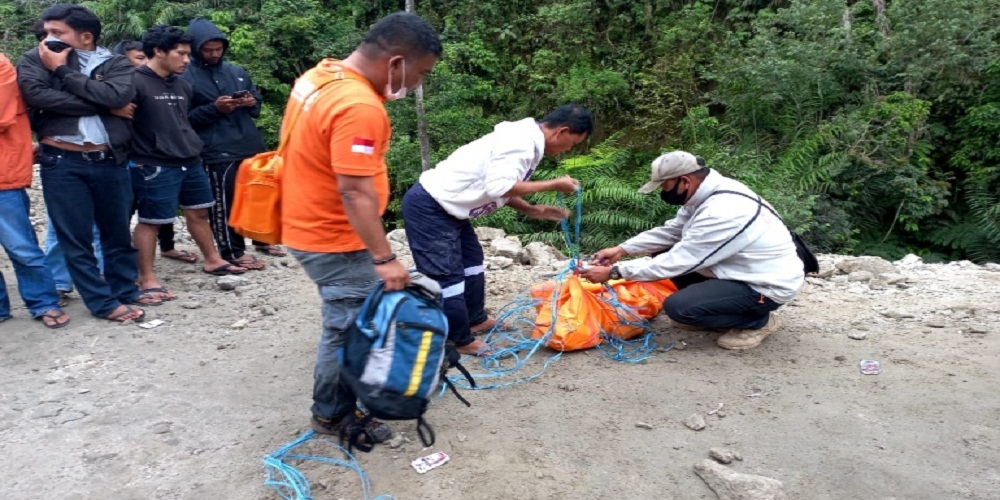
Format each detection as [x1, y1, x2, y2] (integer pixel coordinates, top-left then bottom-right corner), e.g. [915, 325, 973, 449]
[351, 137, 376, 155]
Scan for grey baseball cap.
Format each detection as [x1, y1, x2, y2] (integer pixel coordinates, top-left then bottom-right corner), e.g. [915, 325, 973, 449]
[637, 151, 702, 194]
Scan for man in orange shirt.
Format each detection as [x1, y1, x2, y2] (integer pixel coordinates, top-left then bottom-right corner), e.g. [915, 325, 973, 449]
[0, 52, 69, 328]
[281, 12, 441, 444]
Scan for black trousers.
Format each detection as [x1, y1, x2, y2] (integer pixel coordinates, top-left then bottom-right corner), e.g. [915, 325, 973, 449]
[204, 159, 266, 261]
[663, 273, 781, 330]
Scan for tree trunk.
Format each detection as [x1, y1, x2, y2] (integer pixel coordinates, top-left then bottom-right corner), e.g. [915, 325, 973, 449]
[405, 0, 433, 171]
[872, 0, 890, 37]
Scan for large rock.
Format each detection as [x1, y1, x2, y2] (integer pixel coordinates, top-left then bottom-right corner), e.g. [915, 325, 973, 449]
[386, 228, 408, 245]
[490, 237, 523, 258]
[835, 256, 897, 276]
[475, 227, 507, 241]
[895, 253, 923, 268]
[217, 275, 249, 291]
[524, 241, 556, 266]
[693, 460, 788, 500]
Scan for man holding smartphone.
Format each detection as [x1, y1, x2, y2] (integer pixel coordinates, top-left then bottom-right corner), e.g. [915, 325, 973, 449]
[182, 18, 276, 270]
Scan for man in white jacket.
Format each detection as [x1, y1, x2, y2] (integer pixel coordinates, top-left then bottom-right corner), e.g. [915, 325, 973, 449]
[578, 151, 805, 350]
[403, 104, 593, 356]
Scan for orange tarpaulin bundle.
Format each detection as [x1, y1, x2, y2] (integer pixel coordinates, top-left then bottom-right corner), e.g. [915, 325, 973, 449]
[529, 275, 678, 351]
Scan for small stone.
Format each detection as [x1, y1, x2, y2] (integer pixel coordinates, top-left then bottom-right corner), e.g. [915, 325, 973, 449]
[30, 404, 64, 419]
[966, 327, 988, 334]
[78, 389, 91, 394]
[834, 355, 847, 362]
[387, 434, 405, 449]
[217, 275, 249, 291]
[847, 331, 868, 340]
[457, 434, 468, 443]
[259, 305, 276, 316]
[716, 411, 726, 418]
[535, 471, 545, 479]
[709, 448, 735, 464]
[179, 301, 202, 309]
[925, 320, 946, 328]
[733, 451, 744, 461]
[490, 429, 498, 434]
[684, 414, 706, 431]
[151, 422, 172, 434]
[635, 422, 654, 430]
[878, 273, 907, 285]
[231, 319, 249, 329]
[881, 310, 915, 319]
[848, 271, 874, 282]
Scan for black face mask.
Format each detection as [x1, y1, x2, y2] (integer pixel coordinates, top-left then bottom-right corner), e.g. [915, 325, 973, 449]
[659, 180, 689, 205]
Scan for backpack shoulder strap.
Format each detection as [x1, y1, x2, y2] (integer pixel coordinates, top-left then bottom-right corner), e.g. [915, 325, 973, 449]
[275, 73, 343, 156]
[678, 190, 763, 275]
[710, 189, 782, 220]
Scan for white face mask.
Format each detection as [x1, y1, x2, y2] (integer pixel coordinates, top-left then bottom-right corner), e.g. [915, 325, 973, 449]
[383, 59, 408, 101]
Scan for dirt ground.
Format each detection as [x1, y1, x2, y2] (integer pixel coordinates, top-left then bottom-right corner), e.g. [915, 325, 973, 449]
[2, 178, 999, 500]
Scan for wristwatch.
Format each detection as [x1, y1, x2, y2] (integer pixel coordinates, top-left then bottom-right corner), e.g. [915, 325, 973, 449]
[609, 265, 622, 280]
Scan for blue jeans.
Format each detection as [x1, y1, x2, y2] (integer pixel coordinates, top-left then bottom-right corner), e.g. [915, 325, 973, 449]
[44, 218, 103, 293]
[290, 248, 379, 420]
[38, 146, 140, 317]
[0, 189, 61, 320]
[402, 183, 487, 347]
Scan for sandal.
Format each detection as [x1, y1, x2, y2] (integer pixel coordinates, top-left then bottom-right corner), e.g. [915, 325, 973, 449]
[470, 317, 516, 335]
[254, 245, 287, 257]
[161, 249, 199, 263]
[138, 287, 176, 301]
[104, 305, 145, 323]
[36, 309, 71, 329]
[129, 292, 164, 306]
[455, 339, 496, 357]
[203, 263, 247, 276]
[229, 254, 265, 271]
[57, 290, 72, 307]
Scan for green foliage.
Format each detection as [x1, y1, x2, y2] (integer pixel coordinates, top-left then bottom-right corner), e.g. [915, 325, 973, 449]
[4, 0, 1000, 261]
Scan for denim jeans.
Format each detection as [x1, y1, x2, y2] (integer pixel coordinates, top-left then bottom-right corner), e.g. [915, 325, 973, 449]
[38, 147, 139, 317]
[44, 218, 103, 293]
[0, 189, 61, 319]
[663, 273, 782, 330]
[402, 183, 487, 347]
[290, 248, 379, 420]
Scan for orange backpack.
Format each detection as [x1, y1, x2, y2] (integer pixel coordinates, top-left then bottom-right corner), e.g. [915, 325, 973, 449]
[229, 77, 337, 244]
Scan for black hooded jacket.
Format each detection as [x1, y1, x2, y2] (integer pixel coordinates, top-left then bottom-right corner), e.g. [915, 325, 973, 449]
[131, 65, 204, 166]
[181, 18, 266, 163]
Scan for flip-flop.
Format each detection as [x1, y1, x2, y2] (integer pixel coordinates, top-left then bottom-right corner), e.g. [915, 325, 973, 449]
[203, 263, 247, 276]
[470, 317, 516, 335]
[139, 287, 177, 301]
[57, 290, 72, 307]
[104, 305, 145, 323]
[254, 245, 288, 257]
[229, 254, 265, 271]
[36, 309, 71, 329]
[161, 249, 199, 263]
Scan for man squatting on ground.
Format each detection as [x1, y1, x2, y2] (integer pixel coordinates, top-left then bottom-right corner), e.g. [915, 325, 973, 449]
[280, 13, 441, 444]
[403, 104, 593, 356]
[579, 151, 805, 350]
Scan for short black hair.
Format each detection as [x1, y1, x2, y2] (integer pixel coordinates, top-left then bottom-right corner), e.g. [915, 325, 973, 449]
[540, 104, 594, 136]
[690, 167, 711, 180]
[32, 20, 47, 41]
[141, 25, 194, 58]
[359, 12, 442, 60]
[121, 40, 143, 53]
[40, 4, 102, 43]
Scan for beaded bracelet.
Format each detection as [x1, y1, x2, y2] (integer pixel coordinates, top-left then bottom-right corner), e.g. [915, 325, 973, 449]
[372, 253, 397, 265]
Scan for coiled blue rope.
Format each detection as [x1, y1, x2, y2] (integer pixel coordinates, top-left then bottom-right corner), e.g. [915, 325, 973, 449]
[263, 430, 393, 500]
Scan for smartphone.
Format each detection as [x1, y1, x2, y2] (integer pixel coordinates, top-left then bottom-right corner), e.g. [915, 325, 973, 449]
[231, 90, 251, 99]
[45, 39, 72, 53]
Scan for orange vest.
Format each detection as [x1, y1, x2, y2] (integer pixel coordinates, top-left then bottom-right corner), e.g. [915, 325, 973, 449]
[0, 53, 34, 190]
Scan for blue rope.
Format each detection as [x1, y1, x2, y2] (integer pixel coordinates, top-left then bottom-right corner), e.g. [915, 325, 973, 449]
[451, 188, 672, 389]
[263, 430, 394, 500]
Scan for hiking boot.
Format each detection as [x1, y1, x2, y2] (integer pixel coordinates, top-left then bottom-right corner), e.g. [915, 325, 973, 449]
[716, 314, 781, 350]
[311, 410, 393, 443]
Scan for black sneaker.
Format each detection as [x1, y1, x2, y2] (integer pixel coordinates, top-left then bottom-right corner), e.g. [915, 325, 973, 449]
[310, 410, 392, 443]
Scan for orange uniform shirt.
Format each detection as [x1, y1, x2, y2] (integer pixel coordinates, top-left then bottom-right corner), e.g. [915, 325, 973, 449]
[281, 59, 391, 253]
[0, 53, 34, 190]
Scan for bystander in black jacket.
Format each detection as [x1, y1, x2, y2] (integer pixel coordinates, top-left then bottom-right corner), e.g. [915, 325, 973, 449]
[16, 48, 135, 164]
[182, 18, 266, 163]
[130, 65, 204, 167]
